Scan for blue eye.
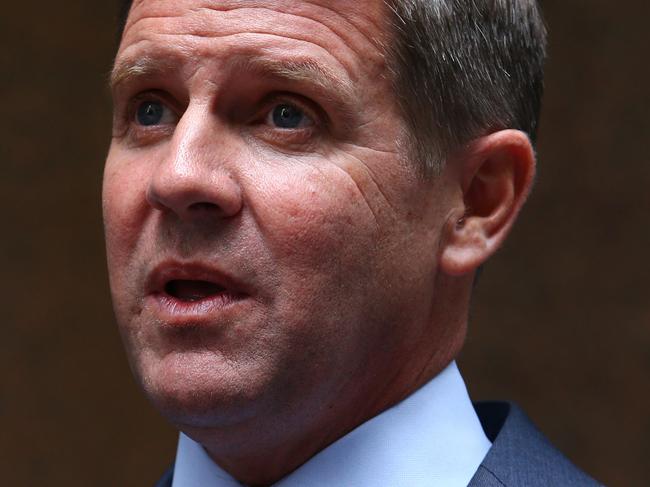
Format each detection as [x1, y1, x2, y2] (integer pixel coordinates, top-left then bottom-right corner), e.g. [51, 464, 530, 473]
[271, 104, 311, 129]
[136, 101, 165, 126]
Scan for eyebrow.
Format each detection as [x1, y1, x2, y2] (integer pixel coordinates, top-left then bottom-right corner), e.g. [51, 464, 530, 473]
[110, 55, 179, 91]
[231, 56, 356, 102]
[111, 53, 356, 99]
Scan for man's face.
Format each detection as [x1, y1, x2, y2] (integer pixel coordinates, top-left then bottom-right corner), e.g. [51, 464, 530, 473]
[104, 0, 456, 431]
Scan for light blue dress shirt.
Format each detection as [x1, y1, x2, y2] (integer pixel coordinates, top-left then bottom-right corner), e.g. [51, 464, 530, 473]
[171, 361, 491, 487]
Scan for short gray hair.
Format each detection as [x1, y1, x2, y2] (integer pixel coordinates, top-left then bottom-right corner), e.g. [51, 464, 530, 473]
[116, 0, 547, 175]
[383, 0, 547, 174]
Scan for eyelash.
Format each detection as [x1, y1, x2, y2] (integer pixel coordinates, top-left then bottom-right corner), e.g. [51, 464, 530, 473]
[111, 92, 174, 144]
[114, 91, 327, 147]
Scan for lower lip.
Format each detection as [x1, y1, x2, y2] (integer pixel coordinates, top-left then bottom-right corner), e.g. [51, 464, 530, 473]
[146, 291, 247, 326]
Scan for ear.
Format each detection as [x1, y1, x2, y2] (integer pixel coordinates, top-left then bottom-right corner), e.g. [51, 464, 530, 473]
[440, 130, 536, 276]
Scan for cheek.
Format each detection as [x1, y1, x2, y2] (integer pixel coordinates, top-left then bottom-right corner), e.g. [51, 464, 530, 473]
[102, 147, 156, 323]
[102, 149, 151, 266]
[254, 169, 376, 274]
[246, 165, 388, 348]
[243, 166, 419, 393]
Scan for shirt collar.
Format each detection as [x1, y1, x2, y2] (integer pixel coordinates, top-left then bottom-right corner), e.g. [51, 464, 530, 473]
[172, 361, 490, 487]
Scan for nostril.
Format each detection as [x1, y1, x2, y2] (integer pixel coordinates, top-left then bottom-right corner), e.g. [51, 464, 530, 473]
[146, 170, 243, 218]
[188, 202, 220, 212]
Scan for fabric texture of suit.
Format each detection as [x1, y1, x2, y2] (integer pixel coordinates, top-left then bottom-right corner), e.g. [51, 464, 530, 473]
[154, 401, 602, 487]
[468, 402, 602, 486]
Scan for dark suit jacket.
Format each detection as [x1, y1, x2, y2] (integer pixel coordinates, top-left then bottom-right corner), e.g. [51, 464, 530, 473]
[468, 402, 602, 486]
[154, 401, 602, 486]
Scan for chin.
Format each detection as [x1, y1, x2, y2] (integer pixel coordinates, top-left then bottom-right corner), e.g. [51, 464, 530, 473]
[136, 350, 269, 429]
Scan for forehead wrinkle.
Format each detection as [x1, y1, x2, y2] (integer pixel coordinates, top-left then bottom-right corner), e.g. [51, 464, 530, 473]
[190, 2, 387, 63]
[299, 0, 390, 55]
[119, 24, 354, 85]
[123, 1, 387, 80]
[128, 0, 388, 52]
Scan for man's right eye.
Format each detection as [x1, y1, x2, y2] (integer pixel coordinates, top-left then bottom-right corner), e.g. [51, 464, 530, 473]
[135, 100, 176, 126]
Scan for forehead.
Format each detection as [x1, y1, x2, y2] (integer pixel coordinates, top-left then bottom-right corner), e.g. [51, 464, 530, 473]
[124, 0, 386, 28]
[118, 0, 389, 73]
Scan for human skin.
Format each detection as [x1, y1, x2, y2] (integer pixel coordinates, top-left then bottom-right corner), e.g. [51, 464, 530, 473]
[104, 0, 535, 484]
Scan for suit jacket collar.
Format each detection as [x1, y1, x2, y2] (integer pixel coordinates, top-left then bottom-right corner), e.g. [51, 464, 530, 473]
[468, 402, 602, 487]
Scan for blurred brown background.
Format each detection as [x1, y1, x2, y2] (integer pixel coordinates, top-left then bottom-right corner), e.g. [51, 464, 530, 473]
[1, 1, 648, 486]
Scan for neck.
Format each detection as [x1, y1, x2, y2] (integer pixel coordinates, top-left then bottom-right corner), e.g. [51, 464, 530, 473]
[179, 273, 473, 485]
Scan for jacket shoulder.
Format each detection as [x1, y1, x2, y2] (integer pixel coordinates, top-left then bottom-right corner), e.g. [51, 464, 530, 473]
[468, 401, 604, 487]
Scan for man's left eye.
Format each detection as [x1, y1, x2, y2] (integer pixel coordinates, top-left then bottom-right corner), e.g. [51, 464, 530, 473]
[266, 103, 313, 129]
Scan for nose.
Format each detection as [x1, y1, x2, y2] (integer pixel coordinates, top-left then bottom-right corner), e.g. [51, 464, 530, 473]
[146, 107, 243, 220]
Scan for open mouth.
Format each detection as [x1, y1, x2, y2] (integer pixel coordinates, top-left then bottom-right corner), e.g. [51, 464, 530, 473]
[145, 262, 248, 318]
[164, 279, 226, 302]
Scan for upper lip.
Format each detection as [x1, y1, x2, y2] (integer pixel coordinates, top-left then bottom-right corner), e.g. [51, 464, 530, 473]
[145, 260, 248, 297]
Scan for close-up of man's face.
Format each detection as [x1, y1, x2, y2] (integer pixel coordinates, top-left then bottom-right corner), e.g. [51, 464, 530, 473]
[7, 0, 649, 484]
[103, 0, 460, 435]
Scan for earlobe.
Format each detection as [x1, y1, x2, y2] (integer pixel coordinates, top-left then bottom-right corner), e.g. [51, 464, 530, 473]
[440, 130, 536, 276]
